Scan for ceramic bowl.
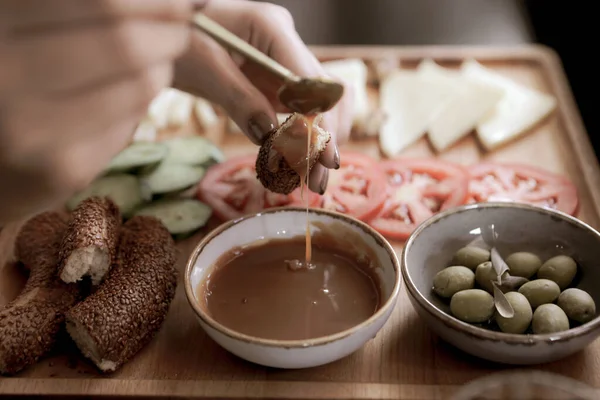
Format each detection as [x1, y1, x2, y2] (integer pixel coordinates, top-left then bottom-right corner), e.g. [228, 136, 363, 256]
[402, 202, 600, 365]
[184, 207, 401, 369]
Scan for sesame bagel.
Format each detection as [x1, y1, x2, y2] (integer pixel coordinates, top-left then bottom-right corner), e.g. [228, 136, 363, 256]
[1, 211, 81, 375]
[255, 113, 331, 194]
[65, 216, 178, 373]
[58, 197, 121, 286]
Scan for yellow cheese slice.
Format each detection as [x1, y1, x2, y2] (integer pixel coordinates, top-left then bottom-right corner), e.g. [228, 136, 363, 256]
[418, 60, 504, 152]
[461, 59, 557, 150]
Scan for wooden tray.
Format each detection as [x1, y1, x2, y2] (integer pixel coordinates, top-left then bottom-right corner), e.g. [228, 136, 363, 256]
[1, 45, 599, 399]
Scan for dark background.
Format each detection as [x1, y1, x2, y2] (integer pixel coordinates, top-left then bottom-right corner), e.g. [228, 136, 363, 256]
[258, 0, 596, 156]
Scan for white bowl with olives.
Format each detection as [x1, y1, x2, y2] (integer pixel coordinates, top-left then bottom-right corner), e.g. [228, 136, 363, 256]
[402, 202, 600, 365]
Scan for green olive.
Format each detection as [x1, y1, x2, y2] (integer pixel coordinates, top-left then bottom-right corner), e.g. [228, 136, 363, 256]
[450, 289, 495, 323]
[432, 266, 475, 298]
[518, 279, 561, 308]
[475, 261, 497, 293]
[537, 255, 578, 290]
[557, 288, 597, 324]
[452, 246, 491, 270]
[505, 252, 542, 278]
[532, 303, 570, 334]
[495, 292, 533, 334]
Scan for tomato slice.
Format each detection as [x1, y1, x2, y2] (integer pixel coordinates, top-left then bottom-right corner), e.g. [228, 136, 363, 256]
[290, 152, 388, 221]
[368, 159, 470, 241]
[467, 162, 579, 215]
[197, 154, 321, 221]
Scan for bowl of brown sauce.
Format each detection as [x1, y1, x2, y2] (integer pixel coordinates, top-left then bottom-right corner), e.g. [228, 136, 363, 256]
[184, 207, 401, 369]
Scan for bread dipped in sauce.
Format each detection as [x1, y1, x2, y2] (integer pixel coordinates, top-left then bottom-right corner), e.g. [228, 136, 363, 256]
[256, 113, 331, 195]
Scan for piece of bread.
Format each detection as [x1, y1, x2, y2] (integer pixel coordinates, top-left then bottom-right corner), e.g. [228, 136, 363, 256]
[58, 197, 121, 286]
[256, 113, 331, 195]
[1, 212, 82, 375]
[65, 216, 178, 373]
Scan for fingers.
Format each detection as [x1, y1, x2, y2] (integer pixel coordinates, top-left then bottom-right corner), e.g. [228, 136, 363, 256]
[308, 163, 329, 195]
[1, 62, 172, 164]
[4, 0, 192, 29]
[202, 0, 353, 171]
[6, 20, 189, 97]
[173, 31, 277, 145]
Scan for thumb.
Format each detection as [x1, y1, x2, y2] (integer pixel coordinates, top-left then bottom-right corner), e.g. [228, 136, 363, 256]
[173, 35, 277, 145]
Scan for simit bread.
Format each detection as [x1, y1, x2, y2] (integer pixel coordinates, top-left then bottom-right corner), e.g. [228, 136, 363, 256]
[255, 113, 331, 194]
[58, 197, 121, 286]
[65, 216, 178, 373]
[1, 212, 82, 375]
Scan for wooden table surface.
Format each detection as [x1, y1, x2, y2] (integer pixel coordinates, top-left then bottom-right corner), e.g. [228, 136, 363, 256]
[0, 45, 599, 399]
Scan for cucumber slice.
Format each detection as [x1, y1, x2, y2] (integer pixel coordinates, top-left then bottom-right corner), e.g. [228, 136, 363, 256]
[66, 174, 144, 217]
[154, 182, 199, 201]
[163, 136, 224, 165]
[106, 142, 168, 173]
[141, 162, 205, 195]
[133, 198, 212, 235]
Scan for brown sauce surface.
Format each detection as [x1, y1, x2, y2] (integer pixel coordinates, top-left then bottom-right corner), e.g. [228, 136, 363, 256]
[201, 237, 381, 341]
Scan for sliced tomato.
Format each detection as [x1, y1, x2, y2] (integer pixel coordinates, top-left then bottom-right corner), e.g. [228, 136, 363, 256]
[290, 152, 388, 221]
[197, 154, 321, 221]
[368, 159, 470, 241]
[467, 162, 579, 215]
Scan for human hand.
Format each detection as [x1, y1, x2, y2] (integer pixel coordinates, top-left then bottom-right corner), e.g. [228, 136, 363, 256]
[0, 0, 193, 225]
[173, 0, 354, 194]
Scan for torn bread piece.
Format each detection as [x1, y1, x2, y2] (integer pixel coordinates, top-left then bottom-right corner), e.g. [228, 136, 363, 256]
[418, 59, 504, 152]
[461, 59, 557, 150]
[2, 212, 81, 375]
[58, 197, 121, 286]
[256, 113, 330, 195]
[276, 113, 292, 126]
[378, 69, 456, 157]
[66, 216, 177, 373]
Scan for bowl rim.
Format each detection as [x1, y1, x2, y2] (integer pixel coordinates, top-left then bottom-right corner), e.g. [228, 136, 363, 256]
[402, 201, 600, 344]
[184, 206, 402, 348]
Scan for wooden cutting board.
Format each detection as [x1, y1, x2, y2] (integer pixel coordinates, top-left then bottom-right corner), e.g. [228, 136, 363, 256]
[1, 45, 599, 400]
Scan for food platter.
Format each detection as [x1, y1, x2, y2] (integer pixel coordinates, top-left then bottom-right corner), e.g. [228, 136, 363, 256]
[1, 45, 600, 399]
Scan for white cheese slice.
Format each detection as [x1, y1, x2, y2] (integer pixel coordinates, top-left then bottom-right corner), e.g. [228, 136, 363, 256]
[418, 59, 504, 152]
[461, 59, 557, 150]
[378, 69, 456, 157]
[194, 98, 219, 130]
[322, 58, 370, 124]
